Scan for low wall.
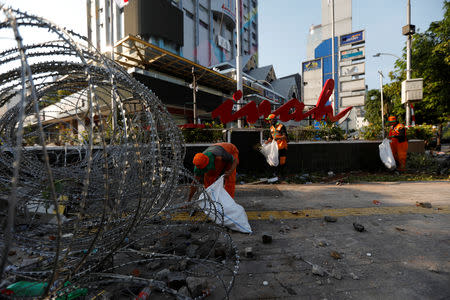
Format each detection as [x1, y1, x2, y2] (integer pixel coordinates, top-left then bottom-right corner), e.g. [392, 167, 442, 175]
[185, 135, 425, 175]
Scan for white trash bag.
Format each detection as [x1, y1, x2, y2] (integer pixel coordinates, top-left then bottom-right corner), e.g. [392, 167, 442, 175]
[198, 176, 252, 233]
[260, 140, 279, 167]
[379, 138, 396, 170]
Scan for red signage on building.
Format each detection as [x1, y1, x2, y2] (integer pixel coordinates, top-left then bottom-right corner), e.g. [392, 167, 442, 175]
[212, 79, 352, 124]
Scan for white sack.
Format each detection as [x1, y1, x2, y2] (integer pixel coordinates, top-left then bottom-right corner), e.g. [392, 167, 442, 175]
[379, 138, 396, 170]
[260, 140, 279, 167]
[198, 176, 252, 233]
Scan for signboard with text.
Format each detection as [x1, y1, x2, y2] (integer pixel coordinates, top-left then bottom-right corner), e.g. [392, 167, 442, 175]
[341, 47, 365, 61]
[340, 30, 364, 46]
[302, 58, 323, 106]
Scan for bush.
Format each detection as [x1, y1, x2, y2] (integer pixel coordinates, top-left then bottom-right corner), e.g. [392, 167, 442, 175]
[407, 124, 434, 143]
[182, 128, 224, 143]
[406, 152, 440, 173]
[360, 123, 384, 140]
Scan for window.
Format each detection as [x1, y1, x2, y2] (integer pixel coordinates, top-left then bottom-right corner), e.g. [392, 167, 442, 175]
[252, 32, 256, 40]
[199, 20, 208, 29]
[185, 9, 194, 19]
[252, 21, 257, 31]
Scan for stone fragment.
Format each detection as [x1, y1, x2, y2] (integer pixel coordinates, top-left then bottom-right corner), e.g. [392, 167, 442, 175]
[330, 251, 342, 259]
[155, 268, 170, 281]
[178, 286, 190, 297]
[350, 272, 359, 280]
[324, 216, 337, 222]
[417, 202, 432, 208]
[330, 269, 342, 280]
[353, 222, 365, 232]
[244, 247, 253, 258]
[186, 277, 208, 298]
[186, 244, 199, 258]
[262, 234, 272, 244]
[312, 264, 325, 276]
[167, 272, 186, 290]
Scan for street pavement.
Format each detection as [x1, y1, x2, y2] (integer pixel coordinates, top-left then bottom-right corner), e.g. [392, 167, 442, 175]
[212, 181, 450, 300]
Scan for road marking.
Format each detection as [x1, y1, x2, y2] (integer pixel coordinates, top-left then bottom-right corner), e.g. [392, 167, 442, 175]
[170, 206, 450, 221]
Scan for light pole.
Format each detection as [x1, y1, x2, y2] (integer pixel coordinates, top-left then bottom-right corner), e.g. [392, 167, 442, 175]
[378, 71, 385, 138]
[235, 0, 243, 128]
[373, 52, 401, 60]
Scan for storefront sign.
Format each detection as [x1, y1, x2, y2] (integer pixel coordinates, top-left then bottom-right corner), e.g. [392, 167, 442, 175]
[212, 79, 353, 124]
[340, 30, 364, 46]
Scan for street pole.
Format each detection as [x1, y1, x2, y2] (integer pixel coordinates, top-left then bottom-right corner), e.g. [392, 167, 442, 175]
[110, 0, 117, 132]
[405, 0, 411, 126]
[95, 0, 101, 50]
[86, 0, 92, 50]
[192, 67, 197, 124]
[330, 0, 336, 116]
[235, 0, 243, 128]
[378, 71, 385, 138]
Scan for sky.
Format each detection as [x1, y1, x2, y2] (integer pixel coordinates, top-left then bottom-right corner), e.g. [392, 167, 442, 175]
[0, 0, 446, 91]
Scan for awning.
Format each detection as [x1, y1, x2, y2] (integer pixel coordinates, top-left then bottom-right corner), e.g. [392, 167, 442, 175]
[113, 35, 260, 96]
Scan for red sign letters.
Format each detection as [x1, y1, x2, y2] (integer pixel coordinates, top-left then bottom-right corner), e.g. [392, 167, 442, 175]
[212, 79, 353, 124]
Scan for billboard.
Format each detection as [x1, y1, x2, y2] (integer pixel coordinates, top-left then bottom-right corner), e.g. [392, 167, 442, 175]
[340, 30, 364, 46]
[302, 59, 323, 106]
[340, 62, 365, 76]
[340, 78, 365, 92]
[341, 95, 365, 107]
[341, 47, 365, 61]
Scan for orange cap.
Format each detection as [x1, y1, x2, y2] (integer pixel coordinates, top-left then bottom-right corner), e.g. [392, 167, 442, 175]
[388, 116, 397, 122]
[193, 153, 209, 169]
[266, 114, 276, 121]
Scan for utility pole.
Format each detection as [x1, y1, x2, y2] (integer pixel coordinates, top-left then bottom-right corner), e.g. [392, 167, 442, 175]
[235, 0, 243, 128]
[86, 0, 92, 50]
[405, 0, 412, 126]
[330, 0, 336, 116]
[192, 67, 197, 124]
[95, 0, 101, 50]
[378, 71, 385, 138]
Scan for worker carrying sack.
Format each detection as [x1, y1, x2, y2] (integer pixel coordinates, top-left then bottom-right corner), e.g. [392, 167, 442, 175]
[260, 140, 279, 167]
[379, 138, 396, 170]
[198, 176, 252, 233]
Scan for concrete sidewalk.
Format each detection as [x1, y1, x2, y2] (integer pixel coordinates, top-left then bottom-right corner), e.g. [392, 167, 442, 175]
[214, 181, 450, 299]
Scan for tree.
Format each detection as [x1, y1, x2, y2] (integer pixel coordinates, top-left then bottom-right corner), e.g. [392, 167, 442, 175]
[371, 1, 449, 145]
[392, 1, 449, 135]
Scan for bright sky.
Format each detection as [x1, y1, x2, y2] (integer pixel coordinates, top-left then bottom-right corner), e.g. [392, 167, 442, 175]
[0, 0, 445, 90]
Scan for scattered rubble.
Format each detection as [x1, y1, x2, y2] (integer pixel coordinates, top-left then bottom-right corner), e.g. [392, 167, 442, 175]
[353, 222, 365, 232]
[416, 202, 432, 208]
[324, 216, 337, 222]
[244, 247, 254, 258]
[312, 264, 326, 276]
[262, 234, 273, 244]
[330, 251, 342, 260]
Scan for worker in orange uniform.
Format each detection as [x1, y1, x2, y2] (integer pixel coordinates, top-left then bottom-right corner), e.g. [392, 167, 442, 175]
[188, 142, 239, 201]
[387, 116, 408, 172]
[265, 114, 288, 177]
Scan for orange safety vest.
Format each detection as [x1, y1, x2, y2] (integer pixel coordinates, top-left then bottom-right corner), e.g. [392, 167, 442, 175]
[388, 123, 407, 142]
[270, 123, 288, 150]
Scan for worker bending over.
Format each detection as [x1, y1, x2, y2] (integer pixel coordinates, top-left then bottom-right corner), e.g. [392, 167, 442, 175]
[189, 142, 239, 201]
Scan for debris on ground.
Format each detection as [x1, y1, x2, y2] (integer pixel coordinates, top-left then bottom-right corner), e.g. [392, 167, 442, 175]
[395, 227, 406, 232]
[372, 200, 381, 205]
[269, 215, 275, 223]
[330, 269, 342, 280]
[262, 234, 273, 244]
[311, 264, 326, 276]
[324, 216, 337, 222]
[279, 225, 290, 234]
[366, 253, 372, 257]
[290, 210, 299, 215]
[330, 251, 342, 259]
[353, 222, 365, 232]
[244, 247, 253, 258]
[262, 281, 269, 286]
[267, 177, 279, 183]
[328, 171, 335, 177]
[428, 266, 439, 273]
[416, 201, 432, 208]
[349, 272, 360, 280]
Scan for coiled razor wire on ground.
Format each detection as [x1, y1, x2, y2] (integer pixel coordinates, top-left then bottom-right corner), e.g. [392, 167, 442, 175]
[0, 6, 239, 299]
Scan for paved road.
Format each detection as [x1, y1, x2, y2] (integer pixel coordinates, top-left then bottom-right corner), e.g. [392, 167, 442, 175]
[212, 181, 450, 299]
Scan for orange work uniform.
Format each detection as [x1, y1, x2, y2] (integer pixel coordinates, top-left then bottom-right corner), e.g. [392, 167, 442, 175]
[270, 123, 288, 165]
[389, 123, 408, 171]
[198, 142, 239, 198]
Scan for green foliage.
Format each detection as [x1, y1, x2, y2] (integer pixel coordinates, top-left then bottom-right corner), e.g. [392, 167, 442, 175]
[406, 124, 435, 145]
[287, 126, 316, 141]
[182, 128, 224, 143]
[406, 152, 440, 173]
[360, 123, 384, 140]
[316, 121, 345, 141]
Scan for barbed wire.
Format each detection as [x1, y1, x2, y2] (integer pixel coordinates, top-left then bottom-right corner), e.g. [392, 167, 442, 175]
[0, 6, 238, 299]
